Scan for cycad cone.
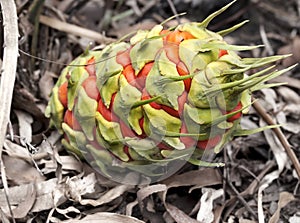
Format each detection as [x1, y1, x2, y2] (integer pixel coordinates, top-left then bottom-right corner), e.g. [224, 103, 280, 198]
[45, 1, 293, 183]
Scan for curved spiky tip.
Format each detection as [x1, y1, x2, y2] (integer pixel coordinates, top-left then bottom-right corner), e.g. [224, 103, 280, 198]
[160, 12, 187, 26]
[218, 20, 249, 36]
[199, 0, 237, 28]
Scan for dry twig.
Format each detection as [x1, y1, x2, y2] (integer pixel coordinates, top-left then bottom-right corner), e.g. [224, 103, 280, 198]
[39, 15, 115, 44]
[0, 0, 19, 221]
[0, 0, 19, 158]
[253, 99, 300, 179]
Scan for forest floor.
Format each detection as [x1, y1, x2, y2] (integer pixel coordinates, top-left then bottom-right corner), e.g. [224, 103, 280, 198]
[1, 0, 300, 222]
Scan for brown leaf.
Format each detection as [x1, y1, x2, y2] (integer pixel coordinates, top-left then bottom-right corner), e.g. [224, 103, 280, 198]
[14, 109, 33, 143]
[268, 192, 295, 223]
[40, 155, 83, 174]
[196, 188, 223, 223]
[137, 184, 167, 203]
[0, 208, 10, 223]
[79, 184, 134, 206]
[277, 86, 300, 104]
[239, 219, 257, 223]
[0, 178, 35, 220]
[3, 155, 45, 185]
[38, 70, 54, 101]
[126, 200, 139, 216]
[277, 36, 300, 67]
[276, 109, 300, 134]
[271, 75, 300, 90]
[261, 88, 278, 112]
[289, 215, 300, 223]
[65, 173, 98, 202]
[13, 87, 45, 120]
[11, 184, 36, 219]
[165, 203, 200, 223]
[261, 119, 289, 172]
[162, 168, 222, 189]
[137, 184, 167, 222]
[69, 212, 146, 223]
[55, 206, 81, 220]
[0, 178, 64, 214]
[4, 140, 32, 161]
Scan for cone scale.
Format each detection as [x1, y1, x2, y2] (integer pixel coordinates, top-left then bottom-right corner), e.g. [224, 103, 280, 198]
[45, 1, 292, 183]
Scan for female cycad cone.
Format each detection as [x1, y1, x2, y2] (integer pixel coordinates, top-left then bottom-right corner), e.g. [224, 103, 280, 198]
[45, 1, 293, 182]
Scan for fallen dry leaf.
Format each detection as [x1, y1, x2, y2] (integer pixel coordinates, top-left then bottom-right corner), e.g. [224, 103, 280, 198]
[268, 192, 295, 223]
[261, 119, 289, 172]
[239, 219, 257, 223]
[197, 188, 223, 223]
[271, 75, 300, 90]
[163, 168, 222, 189]
[0, 208, 10, 223]
[64, 212, 146, 223]
[31, 178, 66, 212]
[0, 178, 64, 214]
[283, 104, 300, 117]
[276, 110, 300, 134]
[137, 184, 167, 220]
[65, 173, 98, 202]
[10, 183, 36, 219]
[277, 86, 300, 104]
[79, 183, 134, 206]
[277, 36, 300, 67]
[258, 170, 282, 223]
[40, 155, 83, 174]
[260, 88, 278, 112]
[289, 214, 300, 223]
[38, 70, 55, 101]
[14, 109, 33, 143]
[137, 184, 167, 203]
[126, 200, 139, 216]
[4, 140, 32, 161]
[54, 206, 81, 220]
[165, 203, 200, 223]
[3, 155, 45, 185]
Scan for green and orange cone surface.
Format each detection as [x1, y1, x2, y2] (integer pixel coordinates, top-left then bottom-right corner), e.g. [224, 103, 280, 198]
[45, 1, 293, 183]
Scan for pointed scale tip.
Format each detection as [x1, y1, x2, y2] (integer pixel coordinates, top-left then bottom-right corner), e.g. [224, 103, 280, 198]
[199, 0, 237, 28]
[280, 54, 293, 59]
[218, 20, 249, 36]
[160, 12, 187, 26]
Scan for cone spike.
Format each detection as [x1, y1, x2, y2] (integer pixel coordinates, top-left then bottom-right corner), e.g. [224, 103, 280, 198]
[233, 124, 281, 136]
[156, 74, 194, 86]
[132, 96, 161, 108]
[83, 43, 92, 56]
[242, 54, 292, 67]
[206, 65, 276, 95]
[223, 54, 289, 73]
[226, 65, 296, 96]
[116, 30, 138, 43]
[199, 0, 237, 28]
[160, 12, 187, 26]
[164, 131, 206, 137]
[206, 102, 252, 127]
[249, 64, 298, 91]
[251, 82, 287, 92]
[218, 20, 249, 36]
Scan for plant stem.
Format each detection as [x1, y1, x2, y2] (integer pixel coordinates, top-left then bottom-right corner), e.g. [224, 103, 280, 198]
[252, 99, 300, 179]
[0, 0, 19, 221]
